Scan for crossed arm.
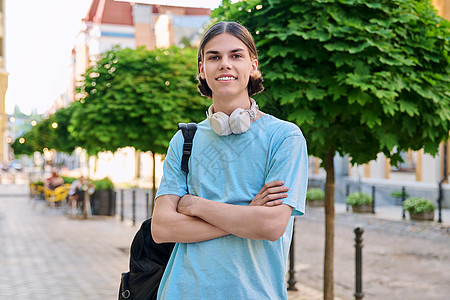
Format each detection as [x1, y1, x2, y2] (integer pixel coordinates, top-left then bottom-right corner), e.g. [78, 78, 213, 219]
[151, 181, 293, 244]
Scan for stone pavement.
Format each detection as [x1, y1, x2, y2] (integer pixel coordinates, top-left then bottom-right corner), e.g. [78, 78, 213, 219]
[0, 184, 343, 300]
[2, 184, 449, 299]
[0, 185, 138, 300]
[294, 205, 449, 300]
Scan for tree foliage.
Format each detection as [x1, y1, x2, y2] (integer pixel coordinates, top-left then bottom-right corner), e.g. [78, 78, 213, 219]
[214, 0, 450, 165]
[11, 106, 79, 156]
[10, 133, 35, 156]
[70, 46, 209, 155]
[47, 105, 79, 153]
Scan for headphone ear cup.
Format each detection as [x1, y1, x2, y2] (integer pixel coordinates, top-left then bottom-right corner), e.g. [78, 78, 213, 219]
[210, 112, 232, 136]
[229, 108, 251, 134]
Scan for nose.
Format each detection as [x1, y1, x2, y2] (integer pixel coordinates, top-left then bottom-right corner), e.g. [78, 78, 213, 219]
[219, 57, 232, 70]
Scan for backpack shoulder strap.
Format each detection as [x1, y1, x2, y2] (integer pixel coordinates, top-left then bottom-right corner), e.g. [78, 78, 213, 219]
[177, 123, 197, 174]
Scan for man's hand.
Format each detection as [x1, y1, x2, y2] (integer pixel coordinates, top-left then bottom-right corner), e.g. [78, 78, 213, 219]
[249, 180, 288, 207]
[177, 194, 200, 217]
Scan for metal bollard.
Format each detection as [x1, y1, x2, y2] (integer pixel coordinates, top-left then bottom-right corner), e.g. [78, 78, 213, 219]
[371, 186, 376, 214]
[346, 184, 350, 212]
[146, 191, 150, 219]
[438, 142, 447, 223]
[120, 189, 124, 222]
[354, 226, 364, 300]
[132, 190, 136, 226]
[401, 187, 406, 220]
[287, 218, 297, 291]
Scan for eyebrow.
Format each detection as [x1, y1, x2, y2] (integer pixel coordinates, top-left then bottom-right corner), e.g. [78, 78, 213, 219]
[205, 48, 246, 55]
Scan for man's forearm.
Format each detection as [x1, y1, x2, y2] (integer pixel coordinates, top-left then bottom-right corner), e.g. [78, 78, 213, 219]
[152, 195, 229, 244]
[180, 196, 293, 242]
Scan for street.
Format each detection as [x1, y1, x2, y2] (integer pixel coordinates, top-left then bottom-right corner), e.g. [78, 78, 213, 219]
[1, 184, 449, 299]
[294, 207, 450, 300]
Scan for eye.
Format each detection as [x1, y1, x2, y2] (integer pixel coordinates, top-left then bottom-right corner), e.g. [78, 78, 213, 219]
[232, 54, 242, 59]
[208, 56, 220, 60]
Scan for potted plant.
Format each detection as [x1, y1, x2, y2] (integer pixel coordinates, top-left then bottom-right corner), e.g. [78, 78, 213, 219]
[402, 197, 435, 221]
[390, 190, 409, 205]
[91, 177, 116, 216]
[29, 180, 45, 198]
[346, 192, 373, 213]
[306, 188, 325, 207]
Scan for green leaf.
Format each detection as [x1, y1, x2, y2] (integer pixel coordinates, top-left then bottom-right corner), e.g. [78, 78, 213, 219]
[305, 84, 327, 100]
[360, 110, 381, 128]
[398, 100, 419, 117]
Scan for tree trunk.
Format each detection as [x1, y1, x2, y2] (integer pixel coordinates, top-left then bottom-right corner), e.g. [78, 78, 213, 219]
[83, 152, 91, 220]
[135, 150, 141, 182]
[323, 148, 335, 300]
[83, 189, 90, 219]
[151, 152, 157, 215]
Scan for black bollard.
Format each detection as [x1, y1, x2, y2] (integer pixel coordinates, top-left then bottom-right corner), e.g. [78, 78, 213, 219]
[346, 184, 350, 212]
[132, 190, 136, 226]
[438, 142, 447, 223]
[354, 226, 364, 300]
[371, 186, 375, 214]
[120, 189, 124, 222]
[401, 187, 406, 220]
[287, 218, 297, 291]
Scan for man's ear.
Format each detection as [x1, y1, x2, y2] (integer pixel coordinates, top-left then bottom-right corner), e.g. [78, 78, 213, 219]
[199, 62, 206, 80]
[250, 59, 259, 75]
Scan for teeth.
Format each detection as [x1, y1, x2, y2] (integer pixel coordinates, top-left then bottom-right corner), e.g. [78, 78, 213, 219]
[217, 77, 236, 81]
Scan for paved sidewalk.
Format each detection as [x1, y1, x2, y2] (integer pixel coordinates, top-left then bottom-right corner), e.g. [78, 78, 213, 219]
[0, 184, 342, 300]
[0, 186, 138, 300]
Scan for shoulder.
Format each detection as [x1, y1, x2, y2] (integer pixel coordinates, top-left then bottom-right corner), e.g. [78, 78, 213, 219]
[262, 115, 306, 143]
[168, 119, 209, 152]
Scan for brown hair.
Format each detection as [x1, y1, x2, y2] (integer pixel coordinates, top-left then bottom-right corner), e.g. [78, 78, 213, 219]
[197, 21, 264, 98]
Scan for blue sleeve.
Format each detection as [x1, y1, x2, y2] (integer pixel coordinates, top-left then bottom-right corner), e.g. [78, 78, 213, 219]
[155, 132, 188, 199]
[265, 131, 308, 216]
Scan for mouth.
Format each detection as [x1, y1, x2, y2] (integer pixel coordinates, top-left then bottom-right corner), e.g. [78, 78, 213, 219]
[216, 75, 237, 81]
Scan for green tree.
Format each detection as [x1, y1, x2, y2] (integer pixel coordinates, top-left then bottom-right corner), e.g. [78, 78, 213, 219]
[12, 105, 80, 162]
[10, 134, 35, 156]
[214, 0, 450, 298]
[46, 105, 79, 154]
[71, 46, 209, 206]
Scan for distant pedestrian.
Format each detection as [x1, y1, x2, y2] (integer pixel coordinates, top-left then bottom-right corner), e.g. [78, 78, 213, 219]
[152, 21, 308, 299]
[45, 169, 64, 190]
[68, 176, 94, 212]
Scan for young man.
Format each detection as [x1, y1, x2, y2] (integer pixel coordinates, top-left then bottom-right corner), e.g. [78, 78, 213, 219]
[152, 22, 308, 299]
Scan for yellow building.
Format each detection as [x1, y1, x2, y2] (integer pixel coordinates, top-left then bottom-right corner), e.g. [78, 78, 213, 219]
[433, 0, 449, 20]
[0, 0, 9, 164]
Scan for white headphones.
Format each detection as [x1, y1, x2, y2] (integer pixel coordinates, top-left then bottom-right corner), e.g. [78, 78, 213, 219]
[206, 98, 259, 136]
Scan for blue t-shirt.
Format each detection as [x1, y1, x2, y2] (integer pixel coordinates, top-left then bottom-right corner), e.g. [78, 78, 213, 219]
[156, 114, 308, 299]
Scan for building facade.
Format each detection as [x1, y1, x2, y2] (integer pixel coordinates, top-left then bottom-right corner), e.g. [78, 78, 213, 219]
[0, 0, 9, 165]
[63, 0, 210, 184]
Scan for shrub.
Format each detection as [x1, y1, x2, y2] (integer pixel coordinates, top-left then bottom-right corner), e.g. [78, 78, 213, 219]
[346, 192, 373, 206]
[402, 197, 435, 214]
[306, 188, 325, 201]
[94, 177, 114, 191]
[391, 190, 409, 198]
[62, 176, 77, 184]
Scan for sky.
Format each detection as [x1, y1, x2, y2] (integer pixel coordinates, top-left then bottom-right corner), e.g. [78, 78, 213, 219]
[4, 0, 224, 115]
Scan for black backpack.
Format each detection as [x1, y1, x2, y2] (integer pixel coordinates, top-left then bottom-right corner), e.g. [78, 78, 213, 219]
[118, 123, 197, 300]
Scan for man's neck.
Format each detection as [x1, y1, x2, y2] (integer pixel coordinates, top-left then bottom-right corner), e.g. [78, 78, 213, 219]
[211, 94, 251, 116]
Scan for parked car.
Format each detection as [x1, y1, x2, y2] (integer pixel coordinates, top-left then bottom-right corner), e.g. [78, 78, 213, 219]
[8, 161, 22, 171]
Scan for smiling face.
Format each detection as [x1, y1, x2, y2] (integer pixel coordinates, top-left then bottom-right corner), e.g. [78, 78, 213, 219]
[199, 33, 258, 105]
